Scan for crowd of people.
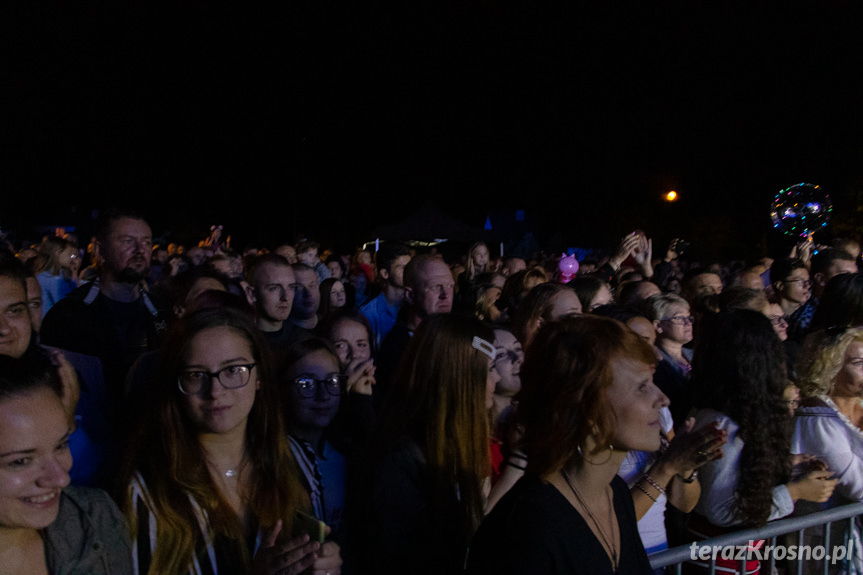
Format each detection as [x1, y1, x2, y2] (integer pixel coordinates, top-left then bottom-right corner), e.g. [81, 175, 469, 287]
[1, 208, 862, 574]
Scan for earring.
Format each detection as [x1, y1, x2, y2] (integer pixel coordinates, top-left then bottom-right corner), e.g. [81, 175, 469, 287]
[577, 443, 614, 465]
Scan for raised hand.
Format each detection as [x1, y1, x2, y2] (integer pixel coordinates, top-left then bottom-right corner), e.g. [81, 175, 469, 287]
[609, 232, 641, 270]
[345, 357, 376, 396]
[633, 234, 654, 277]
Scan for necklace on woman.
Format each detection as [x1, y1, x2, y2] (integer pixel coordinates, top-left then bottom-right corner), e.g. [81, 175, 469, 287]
[209, 458, 243, 479]
[819, 395, 863, 438]
[562, 469, 618, 570]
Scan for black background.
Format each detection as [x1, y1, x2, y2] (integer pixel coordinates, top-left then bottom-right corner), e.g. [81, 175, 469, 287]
[4, 1, 863, 261]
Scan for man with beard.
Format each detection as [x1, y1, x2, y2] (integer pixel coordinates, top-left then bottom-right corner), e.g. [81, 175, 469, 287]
[40, 208, 171, 400]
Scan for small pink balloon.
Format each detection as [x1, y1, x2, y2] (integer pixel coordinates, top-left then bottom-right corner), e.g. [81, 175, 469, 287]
[558, 253, 579, 282]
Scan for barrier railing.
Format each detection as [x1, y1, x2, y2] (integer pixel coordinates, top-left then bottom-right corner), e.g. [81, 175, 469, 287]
[649, 502, 863, 574]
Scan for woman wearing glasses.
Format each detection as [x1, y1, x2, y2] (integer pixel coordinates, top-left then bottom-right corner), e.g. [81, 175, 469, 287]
[645, 293, 695, 429]
[119, 306, 341, 575]
[277, 337, 350, 541]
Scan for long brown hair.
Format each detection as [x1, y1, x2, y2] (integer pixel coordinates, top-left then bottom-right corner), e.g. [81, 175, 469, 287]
[119, 306, 308, 574]
[511, 282, 573, 349]
[375, 313, 493, 544]
[35, 236, 75, 275]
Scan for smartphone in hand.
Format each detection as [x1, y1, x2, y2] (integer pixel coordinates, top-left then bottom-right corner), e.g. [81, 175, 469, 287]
[294, 510, 326, 544]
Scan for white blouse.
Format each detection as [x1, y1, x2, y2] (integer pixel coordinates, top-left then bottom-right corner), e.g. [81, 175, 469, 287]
[792, 396, 863, 502]
[693, 408, 794, 527]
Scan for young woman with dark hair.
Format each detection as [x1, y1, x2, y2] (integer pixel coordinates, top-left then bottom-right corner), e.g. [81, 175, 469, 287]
[318, 277, 349, 319]
[317, 309, 376, 398]
[497, 266, 548, 324]
[569, 275, 613, 313]
[686, 309, 837, 574]
[118, 306, 341, 575]
[511, 282, 581, 351]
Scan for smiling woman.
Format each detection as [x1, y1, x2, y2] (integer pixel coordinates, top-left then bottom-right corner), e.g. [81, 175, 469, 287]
[0, 354, 132, 575]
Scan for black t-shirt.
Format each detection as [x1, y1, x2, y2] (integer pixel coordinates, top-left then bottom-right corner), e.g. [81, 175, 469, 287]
[259, 322, 309, 357]
[41, 285, 169, 398]
[465, 474, 652, 575]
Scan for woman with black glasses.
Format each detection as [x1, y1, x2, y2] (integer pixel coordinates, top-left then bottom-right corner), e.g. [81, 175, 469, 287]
[644, 293, 695, 429]
[277, 337, 351, 543]
[118, 306, 342, 575]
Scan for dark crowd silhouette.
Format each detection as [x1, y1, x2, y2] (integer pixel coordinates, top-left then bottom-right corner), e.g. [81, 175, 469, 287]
[1, 209, 862, 574]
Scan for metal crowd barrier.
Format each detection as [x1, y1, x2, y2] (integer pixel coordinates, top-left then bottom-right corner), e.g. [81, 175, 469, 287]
[649, 502, 863, 575]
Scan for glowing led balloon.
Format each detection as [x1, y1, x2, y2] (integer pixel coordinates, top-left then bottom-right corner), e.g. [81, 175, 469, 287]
[770, 183, 832, 238]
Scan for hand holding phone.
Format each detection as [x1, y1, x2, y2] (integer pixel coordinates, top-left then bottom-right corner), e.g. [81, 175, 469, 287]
[294, 510, 326, 544]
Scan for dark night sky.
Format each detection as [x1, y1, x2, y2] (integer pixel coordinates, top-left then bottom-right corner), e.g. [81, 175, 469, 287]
[3, 1, 863, 260]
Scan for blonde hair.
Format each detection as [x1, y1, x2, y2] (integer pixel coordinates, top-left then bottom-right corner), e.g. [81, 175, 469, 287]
[465, 242, 489, 281]
[796, 327, 863, 398]
[643, 292, 689, 323]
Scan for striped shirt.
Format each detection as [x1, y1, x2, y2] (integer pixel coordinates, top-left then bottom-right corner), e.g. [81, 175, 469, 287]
[288, 436, 347, 536]
[129, 472, 261, 575]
